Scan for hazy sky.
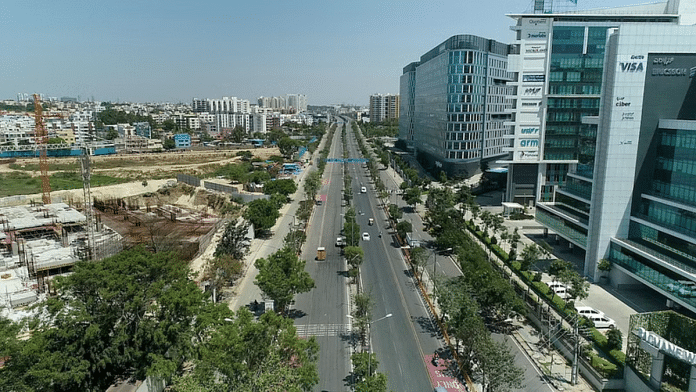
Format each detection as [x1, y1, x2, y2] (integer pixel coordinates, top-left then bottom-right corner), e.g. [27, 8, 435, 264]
[1, 0, 649, 105]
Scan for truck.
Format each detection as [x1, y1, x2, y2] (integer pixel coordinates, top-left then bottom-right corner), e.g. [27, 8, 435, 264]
[316, 247, 326, 260]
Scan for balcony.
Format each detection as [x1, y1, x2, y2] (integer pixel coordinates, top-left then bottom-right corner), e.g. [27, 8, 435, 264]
[609, 241, 696, 313]
[535, 208, 588, 249]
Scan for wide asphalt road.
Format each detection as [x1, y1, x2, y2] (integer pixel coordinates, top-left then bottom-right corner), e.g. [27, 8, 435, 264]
[344, 121, 437, 392]
[293, 121, 353, 391]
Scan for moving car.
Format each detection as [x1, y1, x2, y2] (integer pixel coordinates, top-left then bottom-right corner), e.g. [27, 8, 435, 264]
[368, 218, 374, 226]
[362, 232, 370, 241]
[361, 186, 367, 193]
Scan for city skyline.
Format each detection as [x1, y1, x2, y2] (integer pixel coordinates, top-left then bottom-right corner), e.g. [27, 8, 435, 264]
[2, 0, 645, 105]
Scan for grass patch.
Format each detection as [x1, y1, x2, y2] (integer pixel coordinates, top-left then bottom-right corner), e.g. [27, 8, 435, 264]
[0, 171, 128, 197]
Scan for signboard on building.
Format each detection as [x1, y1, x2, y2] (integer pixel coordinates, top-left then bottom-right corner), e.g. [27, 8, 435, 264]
[525, 45, 547, 54]
[517, 150, 539, 161]
[523, 74, 545, 82]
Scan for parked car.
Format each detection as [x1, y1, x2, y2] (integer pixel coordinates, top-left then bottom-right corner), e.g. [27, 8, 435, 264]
[576, 306, 604, 317]
[336, 237, 345, 247]
[362, 232, 370, 241]
[551, 285, 570, 299]
[587, 314, 616, 329]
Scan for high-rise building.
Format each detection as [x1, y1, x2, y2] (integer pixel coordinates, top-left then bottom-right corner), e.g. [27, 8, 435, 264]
[399, 35, 513, 178]
[369, 94, 400, 123]
[506, 0, 696, 315]
[503, 0, 691, 205]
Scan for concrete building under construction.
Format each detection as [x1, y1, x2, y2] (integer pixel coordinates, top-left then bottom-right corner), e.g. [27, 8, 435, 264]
[0, 202, 123, 308]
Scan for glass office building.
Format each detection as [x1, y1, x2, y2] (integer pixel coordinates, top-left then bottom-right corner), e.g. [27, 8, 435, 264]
[399, 35, 512, 178]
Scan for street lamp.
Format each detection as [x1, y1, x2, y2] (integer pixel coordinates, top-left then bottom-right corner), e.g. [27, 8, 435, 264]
[429, 247, 452, 288]
[346, 313, 392, 380]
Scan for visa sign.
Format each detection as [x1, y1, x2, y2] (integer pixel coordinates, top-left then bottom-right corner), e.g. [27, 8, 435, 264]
[619, 62, 644, 72]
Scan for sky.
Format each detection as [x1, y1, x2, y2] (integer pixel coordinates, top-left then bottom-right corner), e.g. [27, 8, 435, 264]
[0, 0, 650, 106]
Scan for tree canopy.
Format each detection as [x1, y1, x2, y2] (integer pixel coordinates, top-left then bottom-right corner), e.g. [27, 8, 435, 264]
[254, 247, 315, 313]
[0, 247, 211, 391]
[244, 198, 280, 236]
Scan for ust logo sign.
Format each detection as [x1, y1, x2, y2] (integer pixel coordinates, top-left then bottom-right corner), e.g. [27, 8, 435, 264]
[619, 62, 644, 72]
[520, 139, 539, 148]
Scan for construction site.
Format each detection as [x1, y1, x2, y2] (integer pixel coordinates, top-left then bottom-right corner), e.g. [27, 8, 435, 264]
[0, 95, 223, 317]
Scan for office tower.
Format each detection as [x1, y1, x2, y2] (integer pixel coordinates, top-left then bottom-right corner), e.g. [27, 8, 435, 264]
[399, 35, 512, 178]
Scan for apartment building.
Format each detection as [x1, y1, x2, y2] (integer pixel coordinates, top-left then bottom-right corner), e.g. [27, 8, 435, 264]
[369, 94, 400, 124]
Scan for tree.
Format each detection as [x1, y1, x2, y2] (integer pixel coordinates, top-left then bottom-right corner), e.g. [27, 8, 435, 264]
[344, 246, 364, 278]
[520, 244, 541, 271]
[403, 187, 421, 210]
[351, 352, 388, 392]
[163, 138, 176, 149]
[162, 119, 178, 132]
[264, 178, 297, 198]
[352, 291, 373, 347]
[0, 247, 212, 392]
[409, 246, 428, 280]
[203, 254, 244, 302]
[186, 308, 319, 392]
[254, 247, 315, 313]
[388, 203, 402, 220]
[606, 328, 623, 351]
[548, 259, 573, 302]
[278, 137, 300, 158]
[244, 198, 280, 236]
[214, 218, 251, 259]
[304, 171, 321, 202]
[230, 125, 246, 143]
[474, 337, 525, 392]
[105, 128, 119, 140]
[395, 220, 412, 240]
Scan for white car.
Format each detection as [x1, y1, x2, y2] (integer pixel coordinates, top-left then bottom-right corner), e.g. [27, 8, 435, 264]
[587, 314, 616, 329]
[576, 306, 604, 318]
[361, 186, 367, 193]
[362, 232, 370, 241]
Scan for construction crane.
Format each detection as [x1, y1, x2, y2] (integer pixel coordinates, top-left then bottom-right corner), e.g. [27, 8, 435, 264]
[33, 94, 52, 205]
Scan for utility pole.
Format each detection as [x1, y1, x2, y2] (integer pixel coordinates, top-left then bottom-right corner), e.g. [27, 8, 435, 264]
[572, 314, 579, 385]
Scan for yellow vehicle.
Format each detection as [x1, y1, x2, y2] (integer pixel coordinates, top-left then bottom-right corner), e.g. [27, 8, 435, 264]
[316, 247, 326, 260]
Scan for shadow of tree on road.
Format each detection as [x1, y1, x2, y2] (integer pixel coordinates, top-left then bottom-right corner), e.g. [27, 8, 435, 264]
[414, 315, 441, 338]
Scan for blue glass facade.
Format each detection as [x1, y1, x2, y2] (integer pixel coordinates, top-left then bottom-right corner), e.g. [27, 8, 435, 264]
[611, 122, 696, 310]
[400, 35, 512, 178]
[545, 26, 609, 167]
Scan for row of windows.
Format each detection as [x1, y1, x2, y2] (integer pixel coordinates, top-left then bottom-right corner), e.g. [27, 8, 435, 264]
[448, 113, 483, 122]
[652, 180, 696, 205]
[447, 123, 481, 132]
[448, 104, 483, 114]
[641, 200, 696, 238]
[548, 84, 601, 95]
[628, 222, 696, 267]
[546, 138, 577, 148]
[548, 98, 600, 109]
[656, 157, 696, 176]
[448, 150, 480, 160]
[660, 131, 696, 150]
[447, 141, 480, 150]
[449, 50, 482, 65]
[446, 131, 480, 140]
[544, 152, 575, 160]
[448, 93, 483, 103]
[449, 65, 483, 75]
[546, 125, 579, 136]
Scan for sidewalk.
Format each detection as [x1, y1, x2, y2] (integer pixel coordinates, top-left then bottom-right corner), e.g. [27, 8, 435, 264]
[369, 147, 593, 390]
[227, 133, 329, 312]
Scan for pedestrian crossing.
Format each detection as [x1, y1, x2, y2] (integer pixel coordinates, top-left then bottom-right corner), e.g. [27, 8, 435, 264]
[294, 323, 351, 338]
